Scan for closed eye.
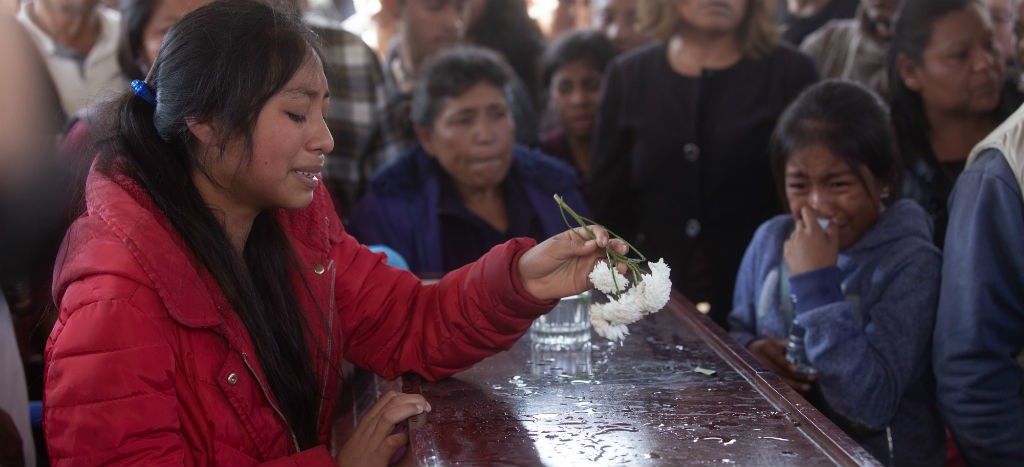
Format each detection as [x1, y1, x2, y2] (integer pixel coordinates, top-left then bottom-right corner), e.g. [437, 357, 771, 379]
[287, 112, 306, 123]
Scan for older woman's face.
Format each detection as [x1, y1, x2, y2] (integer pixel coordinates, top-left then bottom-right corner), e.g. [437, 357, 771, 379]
[142, 0, 207, 71]
[418, 83, 514, 192]
[674, 0, 748, 36]
[899, 5, 1004, 120]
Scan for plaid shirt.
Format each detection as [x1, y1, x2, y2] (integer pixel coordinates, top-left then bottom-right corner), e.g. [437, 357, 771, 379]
[306, 17, 402, 218]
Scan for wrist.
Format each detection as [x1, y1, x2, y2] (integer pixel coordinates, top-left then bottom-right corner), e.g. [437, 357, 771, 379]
[789, 266, 843, 313]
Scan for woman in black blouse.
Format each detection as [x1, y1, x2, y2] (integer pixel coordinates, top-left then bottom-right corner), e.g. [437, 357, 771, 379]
[890, 0, 1019, 246]
[588, 0, 818, 328]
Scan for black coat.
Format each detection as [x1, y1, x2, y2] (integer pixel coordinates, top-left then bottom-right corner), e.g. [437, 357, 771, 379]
[588, 42, 818, 327]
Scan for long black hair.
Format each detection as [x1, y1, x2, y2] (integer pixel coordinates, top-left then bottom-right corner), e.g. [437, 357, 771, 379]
[770, 80, 901, 210]
[888, 0, 980, 170]
[95, 0, 326, 450]
[540, 29, 617, 91]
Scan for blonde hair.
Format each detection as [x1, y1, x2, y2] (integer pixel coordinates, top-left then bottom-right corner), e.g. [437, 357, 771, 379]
[637, 0, 781, 59]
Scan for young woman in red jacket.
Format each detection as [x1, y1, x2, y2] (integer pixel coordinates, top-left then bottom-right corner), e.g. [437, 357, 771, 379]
[42, 1, 622, 466]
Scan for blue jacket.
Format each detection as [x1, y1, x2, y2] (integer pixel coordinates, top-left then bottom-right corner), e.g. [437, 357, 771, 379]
[728, 200, 944, 466]
[348, 144, 589, 274]
[935, 149, 1024, 467]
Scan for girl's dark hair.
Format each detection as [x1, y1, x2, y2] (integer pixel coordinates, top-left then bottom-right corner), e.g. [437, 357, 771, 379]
[411, 46, 513, 130]
[541, 29, 617, 89]
[116, 0, 161, 81]
[96, 0, 326, 449]
[888, 0, 979, 172]
[465, 0, 547, 107]
[770, 80, 901, 209]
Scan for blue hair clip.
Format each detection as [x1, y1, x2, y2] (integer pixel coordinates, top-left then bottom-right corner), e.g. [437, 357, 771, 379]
[130, 79, 157, 106]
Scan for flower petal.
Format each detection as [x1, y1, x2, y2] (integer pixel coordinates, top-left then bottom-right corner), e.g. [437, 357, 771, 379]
[589, 261, 629, 295]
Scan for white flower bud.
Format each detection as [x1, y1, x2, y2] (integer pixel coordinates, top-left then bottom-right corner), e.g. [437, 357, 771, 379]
[588, 258, 672, 341]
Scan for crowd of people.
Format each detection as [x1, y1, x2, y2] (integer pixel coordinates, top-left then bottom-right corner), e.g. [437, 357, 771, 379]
[1, 0, 1023, 465]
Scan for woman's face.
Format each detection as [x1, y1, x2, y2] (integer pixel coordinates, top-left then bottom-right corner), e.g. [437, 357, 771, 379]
[861, 0, 902, 31]
[142, 0, 207, 71]
[784, 145, 884, 250]
[402, 0, 467, 68]
[193, 53, 334, 218]
[899, 6, 1004, 119]
[674, 0, 748, 37]
[986, 0, 1018, 66]
[549, 59, 603, 139]
[595, 0, 650, 52]
[417, 82, 514, 193]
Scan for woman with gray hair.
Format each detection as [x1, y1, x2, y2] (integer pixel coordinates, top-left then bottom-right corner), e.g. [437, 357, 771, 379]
[350, 46, 590, 274]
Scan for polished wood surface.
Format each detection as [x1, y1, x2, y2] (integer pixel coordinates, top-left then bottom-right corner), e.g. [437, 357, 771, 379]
[342, 292, 880, 466]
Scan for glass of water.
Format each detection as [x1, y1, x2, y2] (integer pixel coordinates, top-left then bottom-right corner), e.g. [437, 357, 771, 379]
[530, 291, 591, 350]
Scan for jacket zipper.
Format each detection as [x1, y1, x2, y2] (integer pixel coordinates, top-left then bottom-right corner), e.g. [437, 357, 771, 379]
[315, 259, 337, 429]
[240, 351, 301, 453]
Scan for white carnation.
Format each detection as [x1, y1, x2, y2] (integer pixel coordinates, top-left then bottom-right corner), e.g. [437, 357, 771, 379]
[635, 258, 671, 312]
[587, 258, 673, 342]
[589, 261, 629, 294]
[590, 304, 630, 341]
[598, 287, 643, 324]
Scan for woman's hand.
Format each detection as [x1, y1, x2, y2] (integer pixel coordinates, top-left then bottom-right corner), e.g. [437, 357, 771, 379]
[517, 226, 628, 300]
[784, 206, 839, 276]
[747, 338, 817, 392]
[334, 391, 431, 467]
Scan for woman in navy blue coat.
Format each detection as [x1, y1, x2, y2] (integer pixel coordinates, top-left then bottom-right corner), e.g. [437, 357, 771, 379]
[349, 47, 589, 274]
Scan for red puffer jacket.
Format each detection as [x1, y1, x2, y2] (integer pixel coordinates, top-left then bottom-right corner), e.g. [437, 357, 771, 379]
[44, 168, 554, 466]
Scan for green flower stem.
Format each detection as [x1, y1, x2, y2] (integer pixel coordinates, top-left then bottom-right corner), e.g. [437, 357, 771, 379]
[553, 194, 648, 297]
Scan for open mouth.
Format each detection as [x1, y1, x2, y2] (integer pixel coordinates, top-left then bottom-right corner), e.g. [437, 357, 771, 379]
[294, 170, 319, 181]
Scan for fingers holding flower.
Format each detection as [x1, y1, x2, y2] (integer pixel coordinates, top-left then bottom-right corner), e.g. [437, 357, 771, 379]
[518, 224, 614, 300]
[548, 194, 673, 342]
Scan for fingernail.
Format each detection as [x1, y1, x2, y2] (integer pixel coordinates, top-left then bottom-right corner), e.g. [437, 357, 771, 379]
[425, 402, 432, 412]
[584, 240, 595, 247]
[415, 404, 425, 413]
